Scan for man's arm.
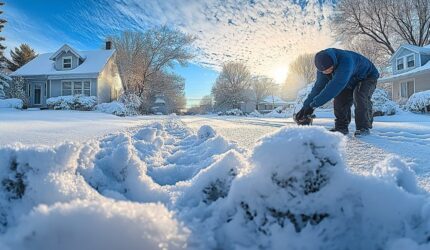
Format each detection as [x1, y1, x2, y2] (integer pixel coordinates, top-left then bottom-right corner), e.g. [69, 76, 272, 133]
[309, 59, 354, 108]
[302, 72, 329, 108]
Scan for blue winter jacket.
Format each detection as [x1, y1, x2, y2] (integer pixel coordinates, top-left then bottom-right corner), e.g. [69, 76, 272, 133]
[303, 48, 380, 108]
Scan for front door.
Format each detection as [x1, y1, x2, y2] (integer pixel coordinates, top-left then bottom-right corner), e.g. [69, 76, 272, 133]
[32, 83, 45, 107]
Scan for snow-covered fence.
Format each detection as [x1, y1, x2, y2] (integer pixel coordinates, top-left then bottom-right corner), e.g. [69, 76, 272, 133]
[46, 96, 97, 111]
[405, 90, 430, 113]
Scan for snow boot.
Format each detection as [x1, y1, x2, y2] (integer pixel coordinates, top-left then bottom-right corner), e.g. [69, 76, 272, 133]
[328, 127, 349, 135]
[354, 128, 370, 137]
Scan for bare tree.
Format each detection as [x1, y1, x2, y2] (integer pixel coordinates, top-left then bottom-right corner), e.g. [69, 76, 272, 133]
[281, 54, 316, 100]
[199, 95, 213, 113]
[111, 26, 195, 113]
[251, 76, 276, 105]
[345, 36, 390, 70]
[288, 53, 316, 83]
[112, 26, 195, 93]
[212, 62, 252, 110]
[334, 0, 430, 56]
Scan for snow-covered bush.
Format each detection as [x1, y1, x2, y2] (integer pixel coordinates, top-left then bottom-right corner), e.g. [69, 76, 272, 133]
[0, 98, 23, 109]
[372, 88, 398, 116]
[405, 90, 430, 113]
[248, 110, 262, 117]
[47, 95, 97, 111]
[119, 92, 141, 115]
[218, 108, 243, 116]
[96, 101, 128, 116]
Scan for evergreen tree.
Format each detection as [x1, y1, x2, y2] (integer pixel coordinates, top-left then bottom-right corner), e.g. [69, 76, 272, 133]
[8, 44, 37, 71]
[0, 1, 10, 99]
[6, 77, 27, 105]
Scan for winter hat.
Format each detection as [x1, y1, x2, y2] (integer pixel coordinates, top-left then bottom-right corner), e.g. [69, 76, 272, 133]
[314, 50, 334, 71]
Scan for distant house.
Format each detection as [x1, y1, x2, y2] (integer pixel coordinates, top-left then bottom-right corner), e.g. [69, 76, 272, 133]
[378, 44, 430, 103]
[240, 94, 289, 114]
[10, 43, 122, 107]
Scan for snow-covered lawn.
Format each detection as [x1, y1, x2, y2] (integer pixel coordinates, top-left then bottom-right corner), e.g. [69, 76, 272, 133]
[0, 109, 165, 145]
[0, 108, 430, 249]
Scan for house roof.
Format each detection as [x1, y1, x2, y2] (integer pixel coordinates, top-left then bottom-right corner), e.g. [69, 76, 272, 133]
[379, 61, 430, 83]
[49, 44, 85, 60]
[390, 44, 430, 62]
[260, 95, 288, 105]
[10, 49, 115, 77]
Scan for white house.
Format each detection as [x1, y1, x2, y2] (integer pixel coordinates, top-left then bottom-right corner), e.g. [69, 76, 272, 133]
[378, 44, 430, 103]
[10, 43, 123, 107]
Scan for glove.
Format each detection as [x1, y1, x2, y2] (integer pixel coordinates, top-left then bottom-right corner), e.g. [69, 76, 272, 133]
[295, 106, 314, 121]
[294, 106, 315, 125]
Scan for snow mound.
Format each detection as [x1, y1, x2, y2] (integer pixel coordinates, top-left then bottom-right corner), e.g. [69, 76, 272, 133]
[184, 127, 430, 249]
[372, 88, 398, 116]
[405, 90, 430, 113]
[96, 101, 127, 116]
[197, 125, 216, 140]
[0, 98, 23, 109]
[2, 200, 189, 250]
[47, 95, 97, 111]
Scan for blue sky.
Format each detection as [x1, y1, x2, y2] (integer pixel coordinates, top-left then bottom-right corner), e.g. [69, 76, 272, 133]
[3, 0, 334, 105]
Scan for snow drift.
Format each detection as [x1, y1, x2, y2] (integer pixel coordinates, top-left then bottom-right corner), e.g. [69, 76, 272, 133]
[0, 119, 429, 249]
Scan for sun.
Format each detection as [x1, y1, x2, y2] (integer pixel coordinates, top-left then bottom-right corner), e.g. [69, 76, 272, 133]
[272, 66, 288, 84]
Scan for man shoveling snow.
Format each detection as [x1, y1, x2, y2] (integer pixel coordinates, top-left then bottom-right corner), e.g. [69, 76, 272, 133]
[294, 48, 380, 136]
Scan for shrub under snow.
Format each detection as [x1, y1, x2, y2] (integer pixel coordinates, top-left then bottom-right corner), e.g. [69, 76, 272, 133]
[96, 101, 128, 116]
[218, 109, 243, 116]
[372, 88, 398, 116]
[0, 98, 23, 109]
[46, 95, 97, 111]
[405, 90, 430, 113]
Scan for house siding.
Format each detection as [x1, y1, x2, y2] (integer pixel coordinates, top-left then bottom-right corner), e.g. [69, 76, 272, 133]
[392, 48, 419, 75]
[97, 56, 122, 103]
[54, 51, 80, 71]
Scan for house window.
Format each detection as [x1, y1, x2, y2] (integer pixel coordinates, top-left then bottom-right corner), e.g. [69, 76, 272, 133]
[397, 58, 404, 70]
[400, 80, 414, 98]
[62, 81, 72, 95]
[62, 80, 91, 96]
[407, 55, 415, 68]
[83, 81, 91, 96]
[63, 57, 72, 69]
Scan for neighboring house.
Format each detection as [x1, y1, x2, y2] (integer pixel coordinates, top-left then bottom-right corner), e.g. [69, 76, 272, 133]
[378, 44, 430, 104]
[151, 94, 167, 114]
[240, 94, 289, 114]
[10, 43, 122, 107]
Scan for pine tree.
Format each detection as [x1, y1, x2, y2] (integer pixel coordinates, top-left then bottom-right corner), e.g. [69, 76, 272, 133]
[0, 1, 9, 99]
[8, 44, 37, 71]
[6, 77, 27, 105]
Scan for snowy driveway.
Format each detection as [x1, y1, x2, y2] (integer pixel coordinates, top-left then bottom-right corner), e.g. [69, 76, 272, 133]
[181, 113, 430, 189]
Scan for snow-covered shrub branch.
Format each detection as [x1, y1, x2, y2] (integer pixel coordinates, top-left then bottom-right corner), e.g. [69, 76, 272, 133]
[46, 95, 97, 111]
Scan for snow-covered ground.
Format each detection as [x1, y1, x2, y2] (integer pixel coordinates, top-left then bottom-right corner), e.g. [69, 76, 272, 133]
[0, 108, 430, 249]
[0, 109, 164, 145]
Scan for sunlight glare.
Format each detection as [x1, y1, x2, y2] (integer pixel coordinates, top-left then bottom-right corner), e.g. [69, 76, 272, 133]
[273, 66, 288, 84]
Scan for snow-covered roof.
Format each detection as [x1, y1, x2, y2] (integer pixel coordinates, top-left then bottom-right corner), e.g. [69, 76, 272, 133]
[379, 61, 430, 83]
[10, 49, 115, 77]
[390, 44, 430, 62]
[260, 95, 288, 105]
[49, 44, 85, 60]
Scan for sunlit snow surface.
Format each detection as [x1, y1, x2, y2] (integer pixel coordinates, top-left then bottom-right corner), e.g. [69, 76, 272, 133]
[0, 108, 430, 249]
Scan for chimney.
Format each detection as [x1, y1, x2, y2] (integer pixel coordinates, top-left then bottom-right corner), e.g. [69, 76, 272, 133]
[105, 40, 112, 50]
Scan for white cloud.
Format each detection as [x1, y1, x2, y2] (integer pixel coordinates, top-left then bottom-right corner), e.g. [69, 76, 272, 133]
[4, 0, 336, 78]
[83, 0, 336, 77]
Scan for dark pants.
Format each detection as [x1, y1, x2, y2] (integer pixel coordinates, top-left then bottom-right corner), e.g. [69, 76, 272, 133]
[333, 79, 377, 131]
